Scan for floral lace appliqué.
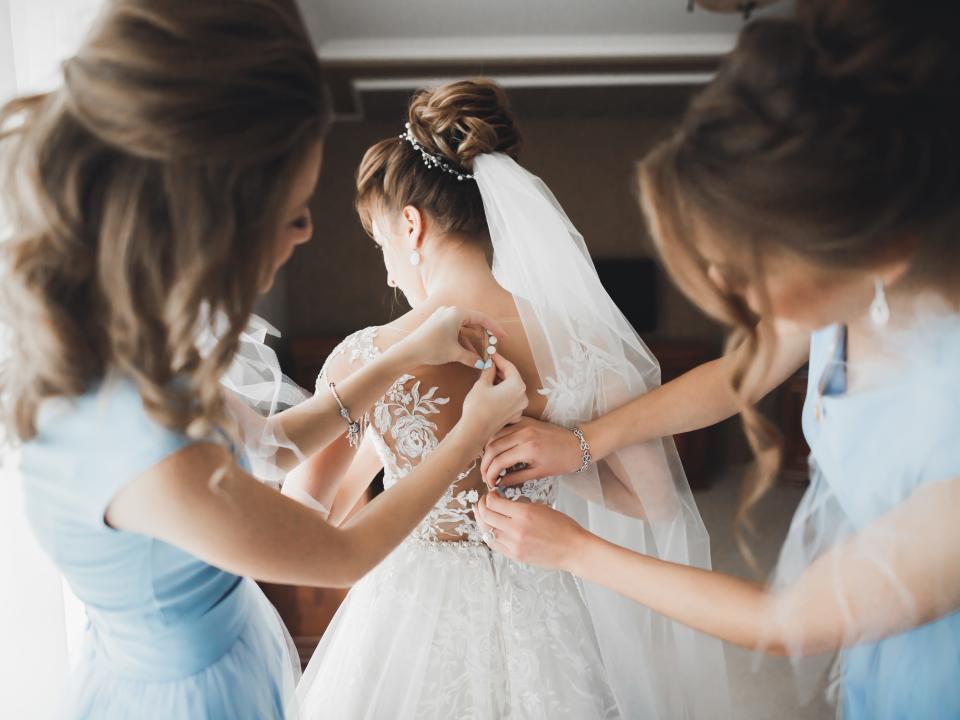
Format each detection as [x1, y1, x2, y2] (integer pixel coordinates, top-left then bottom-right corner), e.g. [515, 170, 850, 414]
[320, 324, 562, 544]
[316, 326, 381, 392]
[374, 375, 449, 465]
[537, 338, 618, 425]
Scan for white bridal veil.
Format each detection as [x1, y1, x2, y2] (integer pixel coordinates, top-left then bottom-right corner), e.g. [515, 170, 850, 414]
[473, 153, 731, 719]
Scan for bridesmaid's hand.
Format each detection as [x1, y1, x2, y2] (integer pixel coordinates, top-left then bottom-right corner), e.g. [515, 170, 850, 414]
[475, 491, 588, 571]
[480, 417, 584, 489]
[458, 353, 528, 443]
[393, 306, 507, 370]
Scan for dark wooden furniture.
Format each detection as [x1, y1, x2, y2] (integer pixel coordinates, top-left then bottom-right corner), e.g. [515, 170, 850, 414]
[778, 365, 811, 487]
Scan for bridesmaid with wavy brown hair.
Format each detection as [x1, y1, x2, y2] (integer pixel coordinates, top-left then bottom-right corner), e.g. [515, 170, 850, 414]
[0, 2, 527, 718]
[478, 2, 960, 718]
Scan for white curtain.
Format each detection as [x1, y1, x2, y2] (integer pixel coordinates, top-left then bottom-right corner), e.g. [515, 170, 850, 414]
[0, 2, 102, 717]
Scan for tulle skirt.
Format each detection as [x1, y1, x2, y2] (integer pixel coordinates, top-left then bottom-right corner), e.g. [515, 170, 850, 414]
[63, 578, 300, 719]
[298, 538, 621, 719]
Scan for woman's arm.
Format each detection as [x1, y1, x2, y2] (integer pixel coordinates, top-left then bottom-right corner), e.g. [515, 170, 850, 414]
[260, 307, 504, 472]
[325, 438, 384, 526]
[477, 477, 960, 655]
[481, 319, 809, 487]
[107, 354, 528, 588]
[281, 431, 382, 525]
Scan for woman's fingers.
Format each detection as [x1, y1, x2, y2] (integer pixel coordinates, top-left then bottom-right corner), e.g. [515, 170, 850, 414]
[491, 466, 540, 489]
[489, 352, 526, 393]
[458, 308, 507, 340]
[456, 335, 484, 369]
[474, 497, 511, 531]
[480, 497, 582, 570]
[490, 417, 530, 442]
[480, 435, 520, 478]
[483, 447, 530, 488]
[485, 490, 523, 518]
[488, 350, 518, 379]
[477, 356, 496, 384]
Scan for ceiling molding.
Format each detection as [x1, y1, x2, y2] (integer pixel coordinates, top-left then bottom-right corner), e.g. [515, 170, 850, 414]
[353, 72, 714, 92]
[317, 33, 736, 64]
[321, 52, 723, 120]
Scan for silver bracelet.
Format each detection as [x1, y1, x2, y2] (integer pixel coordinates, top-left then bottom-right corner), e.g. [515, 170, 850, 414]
[569, 426, 592, 473]
[325, 378, 363, 448]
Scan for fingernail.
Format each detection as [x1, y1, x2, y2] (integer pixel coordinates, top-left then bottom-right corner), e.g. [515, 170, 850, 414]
[474, 359, 485, 370]
[484, 359, 493, 369]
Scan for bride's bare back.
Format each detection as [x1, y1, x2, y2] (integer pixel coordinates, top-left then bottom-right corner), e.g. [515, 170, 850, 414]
[319, 285, 552, 542]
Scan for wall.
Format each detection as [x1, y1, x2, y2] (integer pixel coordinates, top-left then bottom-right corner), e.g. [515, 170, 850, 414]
[282, 83, 725, 345]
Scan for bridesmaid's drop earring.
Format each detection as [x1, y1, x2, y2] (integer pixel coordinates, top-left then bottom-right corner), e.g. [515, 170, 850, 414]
[409, 251, 421, 266]
[870, 278, 890, 327]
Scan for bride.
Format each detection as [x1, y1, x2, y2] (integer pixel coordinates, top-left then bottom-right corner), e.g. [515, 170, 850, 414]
[283, 79, 730, 719]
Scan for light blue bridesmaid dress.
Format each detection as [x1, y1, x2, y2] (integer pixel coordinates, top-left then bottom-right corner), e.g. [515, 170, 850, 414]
[802, 318, 960, 720]
[19, 376, 300, 719]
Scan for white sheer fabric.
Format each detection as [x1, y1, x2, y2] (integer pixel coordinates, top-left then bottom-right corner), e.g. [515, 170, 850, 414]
[474, 152, 732, 718]
[199, 312, 311, 484]
[1, 2, 103, 717]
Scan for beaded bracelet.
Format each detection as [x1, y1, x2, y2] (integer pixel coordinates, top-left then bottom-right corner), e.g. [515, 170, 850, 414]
[569, 426, 592, 473]
[325, 378, 363, 448]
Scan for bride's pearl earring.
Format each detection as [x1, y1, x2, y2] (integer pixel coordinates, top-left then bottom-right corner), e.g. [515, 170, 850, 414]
[409, 251, 421, 267]
[870, 277, 890, 327]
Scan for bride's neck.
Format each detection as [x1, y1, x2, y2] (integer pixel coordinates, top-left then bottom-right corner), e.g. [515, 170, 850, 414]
[421, 240, 498, 301]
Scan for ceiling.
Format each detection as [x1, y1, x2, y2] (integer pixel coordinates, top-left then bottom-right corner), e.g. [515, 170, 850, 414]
[295, 0, 794, 118]
[299, 0, 782, 60]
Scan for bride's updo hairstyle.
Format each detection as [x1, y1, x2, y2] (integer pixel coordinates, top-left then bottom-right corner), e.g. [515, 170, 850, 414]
[0, 0, 327, 443]
[638, 0, 960, 534]
[356, 78, 522, 242]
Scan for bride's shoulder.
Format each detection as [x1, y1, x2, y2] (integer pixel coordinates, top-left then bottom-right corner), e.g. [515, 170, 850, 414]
[312, 309, 428, 392]
[314, 325, 383, 392]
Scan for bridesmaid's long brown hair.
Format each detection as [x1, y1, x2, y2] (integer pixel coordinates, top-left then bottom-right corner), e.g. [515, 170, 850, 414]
[638, 0, 960, 540]
[0, 0, 328, 444]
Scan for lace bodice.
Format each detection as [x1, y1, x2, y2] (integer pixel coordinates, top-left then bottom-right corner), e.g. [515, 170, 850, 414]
[318, 327, 557, 543]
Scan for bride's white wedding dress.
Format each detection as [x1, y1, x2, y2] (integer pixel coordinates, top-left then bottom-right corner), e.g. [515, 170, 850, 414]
[288, 153, 730, 719]
[296, 327, 622, 719]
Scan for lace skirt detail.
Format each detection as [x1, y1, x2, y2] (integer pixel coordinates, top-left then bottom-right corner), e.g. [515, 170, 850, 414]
[297, 538, 620, 719]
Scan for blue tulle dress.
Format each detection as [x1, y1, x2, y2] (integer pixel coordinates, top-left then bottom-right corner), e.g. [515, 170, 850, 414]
[19, 376, 299, 719]
[801, 319, 960, 720]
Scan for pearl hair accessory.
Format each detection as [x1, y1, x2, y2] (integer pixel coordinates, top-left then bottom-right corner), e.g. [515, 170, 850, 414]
[399, 122, 475, 181]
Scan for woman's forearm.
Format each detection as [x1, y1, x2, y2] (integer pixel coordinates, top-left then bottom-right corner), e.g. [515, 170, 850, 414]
[583, 358, 738, 462]
[120, 427, 479, 590]
[570, 533, 784, 652]
[584, 324, 809, 463]
[270, 344, 414, 470]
